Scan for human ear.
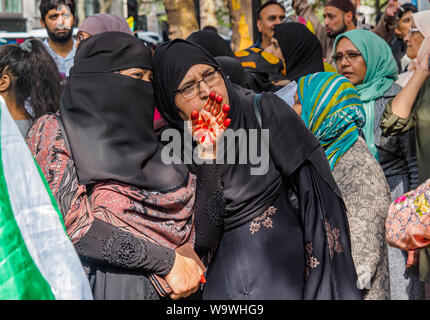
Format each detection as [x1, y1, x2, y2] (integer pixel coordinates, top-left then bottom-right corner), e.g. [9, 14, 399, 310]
[257, 19, 263, 33]
[0, 74, 11, 92]
[344, 12, 353, 25]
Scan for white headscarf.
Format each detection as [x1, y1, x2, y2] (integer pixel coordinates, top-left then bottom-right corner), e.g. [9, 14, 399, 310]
[396, 10, 430, 87]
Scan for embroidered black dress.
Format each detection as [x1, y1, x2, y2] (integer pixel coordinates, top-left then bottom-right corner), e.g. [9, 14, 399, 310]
[152, 39, 362, 300]
[197, 92, 362, 300]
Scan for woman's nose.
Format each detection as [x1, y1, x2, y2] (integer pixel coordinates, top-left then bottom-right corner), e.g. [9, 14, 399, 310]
[198, 80, 211, 99]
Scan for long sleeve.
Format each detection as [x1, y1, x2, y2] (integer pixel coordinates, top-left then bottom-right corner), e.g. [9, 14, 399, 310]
[371, 12, 396, 43]
[26, 114, 176, 276]
[292, 159, 362, 300]
[74, 218, 175, 276]
[332, 137, 391, 300]
[400, 129, 419, 190]
[380, 99, 416, 136]
[258, 92, 361, 299]
[26, 114, 94, 241]
[191, 163, 225, 261]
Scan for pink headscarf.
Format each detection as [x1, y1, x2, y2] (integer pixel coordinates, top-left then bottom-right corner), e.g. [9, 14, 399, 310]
[397, 10, 430, 87]
[78, 13, 133, 36]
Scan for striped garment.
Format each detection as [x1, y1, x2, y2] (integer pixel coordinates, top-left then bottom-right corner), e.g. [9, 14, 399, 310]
[298, 72, 366, 170]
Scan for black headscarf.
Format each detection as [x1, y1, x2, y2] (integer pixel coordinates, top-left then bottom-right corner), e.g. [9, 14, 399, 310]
[273, 23, 325, 82]
[153, 39, 337, 230]
[60, 31, 188, 191]
[214, 56, 279, 93]
[187, 30, 235, 58]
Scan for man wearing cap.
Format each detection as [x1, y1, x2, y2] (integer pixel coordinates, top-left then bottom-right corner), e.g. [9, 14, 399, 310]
[294, 0, 400, 66]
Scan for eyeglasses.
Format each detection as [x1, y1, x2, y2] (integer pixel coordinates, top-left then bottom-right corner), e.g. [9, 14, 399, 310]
[332, 51, 362, 64]
[174, 68, 222, 99]
[408, 27, 420, 35]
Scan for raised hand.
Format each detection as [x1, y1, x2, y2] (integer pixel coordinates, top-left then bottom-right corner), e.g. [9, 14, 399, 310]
[385, 0, 400, 17]
[189, 91, 231, 159]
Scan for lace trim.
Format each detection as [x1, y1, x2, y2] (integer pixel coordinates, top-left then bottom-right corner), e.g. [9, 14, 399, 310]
[205, 189, 225, 227]
[102, 230, 148, 269]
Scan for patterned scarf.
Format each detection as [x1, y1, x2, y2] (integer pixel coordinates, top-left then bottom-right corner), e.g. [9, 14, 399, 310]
[299, 72, 366, 170]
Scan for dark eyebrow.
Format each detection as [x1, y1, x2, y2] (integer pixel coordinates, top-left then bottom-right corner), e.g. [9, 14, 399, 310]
[179, 67, 214, 87]
[202, 67, 215, 76]
[179, 80, 195, 88]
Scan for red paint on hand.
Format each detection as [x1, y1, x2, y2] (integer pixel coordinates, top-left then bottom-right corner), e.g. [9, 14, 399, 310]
[191, 110, 199, 121]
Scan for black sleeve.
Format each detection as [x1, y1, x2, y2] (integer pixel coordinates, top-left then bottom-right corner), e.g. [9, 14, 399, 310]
[399, 129, 419, 190]
[192, 163, 225, 259]
[74, 218, 176, 276]
[291, 160, 362, 300]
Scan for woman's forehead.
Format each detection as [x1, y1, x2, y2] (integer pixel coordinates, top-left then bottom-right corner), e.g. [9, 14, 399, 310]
[182, 64, 214, 79]
[336, 37, 357, 51]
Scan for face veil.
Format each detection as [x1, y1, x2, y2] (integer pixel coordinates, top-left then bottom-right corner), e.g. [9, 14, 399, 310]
[60, 31, 188, 191]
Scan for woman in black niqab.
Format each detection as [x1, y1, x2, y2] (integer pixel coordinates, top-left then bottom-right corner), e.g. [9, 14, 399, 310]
[153, 39, 362, 300]
[269, 22, 325, 82]
[186, 30, 236, 58]
[61, 31, 188, 191]
[27, 32, 225, 300]
[215, 56, 280, 93]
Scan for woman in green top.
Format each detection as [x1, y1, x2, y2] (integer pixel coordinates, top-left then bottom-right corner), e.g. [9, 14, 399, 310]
[380, 10, 430, 185]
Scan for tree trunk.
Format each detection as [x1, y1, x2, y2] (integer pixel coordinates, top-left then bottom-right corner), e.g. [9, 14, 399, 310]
[227, 0, 253, 52]
[98, 0, 114, 14]
[77, 0, 86, 26]
[163, 0, 199, 40]
[200, 0, 218, 29]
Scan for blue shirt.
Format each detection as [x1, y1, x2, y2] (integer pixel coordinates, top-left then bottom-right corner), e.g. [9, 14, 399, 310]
[250, 38, 262, 49]
[43, 38, 76, 78]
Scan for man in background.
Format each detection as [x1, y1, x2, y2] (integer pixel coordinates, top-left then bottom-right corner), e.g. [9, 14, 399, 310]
[294, 0, 400, 65]
[40, 0, 77, 78]
[252, 1, 286, 50]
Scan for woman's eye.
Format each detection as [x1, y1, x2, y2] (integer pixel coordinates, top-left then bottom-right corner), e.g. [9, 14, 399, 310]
[133, 73, 143, 79]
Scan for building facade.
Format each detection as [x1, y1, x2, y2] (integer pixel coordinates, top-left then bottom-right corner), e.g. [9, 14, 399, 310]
[0, 0, 126, 32]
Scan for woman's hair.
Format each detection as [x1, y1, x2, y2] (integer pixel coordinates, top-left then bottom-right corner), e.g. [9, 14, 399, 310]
[0, 39, 62, 119]
[398, 3, 417, 19]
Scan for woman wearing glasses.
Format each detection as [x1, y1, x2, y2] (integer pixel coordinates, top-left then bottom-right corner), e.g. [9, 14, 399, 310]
[152, 39, 362, 300]
[333, 29, 422, 300]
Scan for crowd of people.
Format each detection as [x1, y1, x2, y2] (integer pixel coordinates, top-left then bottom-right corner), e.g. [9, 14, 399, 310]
[0, 0, 430, 300]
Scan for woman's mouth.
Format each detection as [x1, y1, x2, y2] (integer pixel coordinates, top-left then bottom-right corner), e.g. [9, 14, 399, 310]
[342, 72, 353, 78]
